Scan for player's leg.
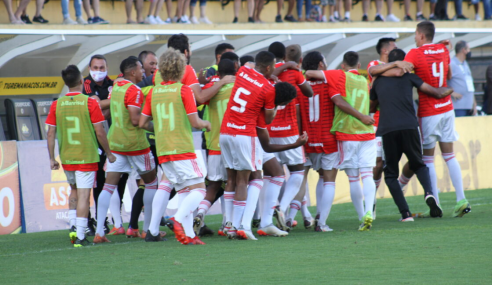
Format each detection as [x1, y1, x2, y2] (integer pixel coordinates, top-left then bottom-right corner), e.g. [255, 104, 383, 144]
[74, 171, 97, 247]
[94, 171, 121, 241]
[174, 181, 207, 244]
[238, 171, 263, 240]
[346, 168, 364, 220]
[286, 165, 310, 227]
[67, 177, 78, 243]
[194, 180, 221, 234]
[339, 141, 365, 220]
[108, 190, 124, 234]
[372, 136, 384, 219]
[359, 140, 377, 229]
[146, 171, 171, 241]
[316, 159, 337, 232]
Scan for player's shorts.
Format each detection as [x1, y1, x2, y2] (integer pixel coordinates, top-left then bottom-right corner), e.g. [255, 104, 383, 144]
[270, 136, 306, 166]
[419, 110, 459, 149]
[337, 140, 377, 170]
[220, 134, 262, 171]
[304, 157, 312, 167]
[376, 136, 382, 158]
[106, 152, 155, 175]
[64, 170, 96, 189]
[161, 158, 205, 190]
[308, 152, 339, 171]
[263, 150, 276, 165]
[207, 154, 227, 181]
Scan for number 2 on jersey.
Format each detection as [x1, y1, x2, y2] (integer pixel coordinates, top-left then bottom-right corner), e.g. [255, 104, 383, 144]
[432, 62, 444, 87]
[231, 87, 251, 113]
[66, 116, 81, 145]
[156, 102, 175, 131]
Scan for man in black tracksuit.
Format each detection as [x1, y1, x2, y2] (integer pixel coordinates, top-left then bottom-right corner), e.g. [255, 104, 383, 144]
[370, 49, 453, 221]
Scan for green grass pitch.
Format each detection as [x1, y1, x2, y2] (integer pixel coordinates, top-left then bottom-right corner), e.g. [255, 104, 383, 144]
[1, 189, 491, 284]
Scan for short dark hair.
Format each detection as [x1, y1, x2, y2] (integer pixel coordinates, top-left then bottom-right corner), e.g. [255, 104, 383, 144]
[240, 55, 254, 66]
[343, 51, 359, 67]
[275, 82, 297, 106]
[302, 51, 324, 71]
[376, 38, 396, 55]
[417, 21, 435, 42]
[268, 41, 286, 60]
[61, 65, 82, 88]
[388, 49, 406, 62]
[89, 54, 107, 67]
[455, 40, 468, 54]
[138, 50, 156, 64]
[168, 33, 190, 54]
[215, 43, 235, 57]
[286, 44, 302, 63]
[218, 59, 237, 77]
[255, 51, 275, 68]
[220, 51, 239, 63]
[120, 56, 140, 75]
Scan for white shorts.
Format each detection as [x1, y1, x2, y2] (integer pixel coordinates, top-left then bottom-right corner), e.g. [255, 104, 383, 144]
[304, 157, 312, 167]
[419, 110, 459, 149]
[220, 134, 262, 171]
[263, 150, 276, 165]
[207, 154, 227, 181]
[376, 136, 382, 158]
[64, 170, 96, 189]
[106, 152, 155, 175]
[337, 140, 376, 170]
[308, 152, 339, 171]
[161, 159, 205, 190]
[270, 136, 306, 166]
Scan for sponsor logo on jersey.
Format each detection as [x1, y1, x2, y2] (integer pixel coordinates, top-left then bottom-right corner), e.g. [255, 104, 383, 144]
[271, 125, 291, 131]
[61, 100, 85, 106]
[424, 48, 445, 55]
[238, 72, 264, 88]
[309, 143, 324, 147]
[435, 100, 452, 109]
[227, 122, 246, 130]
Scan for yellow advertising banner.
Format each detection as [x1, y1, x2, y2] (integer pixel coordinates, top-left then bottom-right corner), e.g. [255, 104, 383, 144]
[307, 116, 492, 205]
[0, 77, 64, 96]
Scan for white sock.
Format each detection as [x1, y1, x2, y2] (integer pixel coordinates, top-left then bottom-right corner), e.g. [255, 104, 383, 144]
[232, 200, 246, 229]
[109, 190, 122, 228]
[442, 152, 466, 202]
[241, 179, 263, 230]
[197, 200, 211, 216]
[279, 171, 304, 212]
[301, 195, 312, 219]
[334, 11, 339, 18]
[318, 182, 335, 226]
[253, 200, 261, 220]
[149, 180, 172, 236]
[361, 168, 376, 216]
[398, 174, 410, 189]
[347, 169, 364, 220]
[224, 191, 234, 224]
[142, 179, 158, 232]
[374, 178, 382, 190]
[423, 155, 440, 204]
[174, 188, 206, 223]
[219, 195, 227, 225]
[345, 11, 350, 19]
[315, 178, 323, 216]
[259, 175, 284, 228]
[176, 190, 196, 239]
[287, 200, 301, 221]
[69, 210, 76, 227]
[183, 214, 195, 238]
[96, 183, 116, 236]
[76, 217, 88, 240]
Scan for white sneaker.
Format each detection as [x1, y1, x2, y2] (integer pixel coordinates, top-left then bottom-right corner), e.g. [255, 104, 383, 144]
[179, 16, 191, 24]
[257, 224, 288, 237]
[172, 16, 179, 23]
[386, 14, 400, 22]
[304, 217, 315, 229]
[165, 17, 172, 24]
[144, 15, 157, 24]
[182, 15, 190, 22]
[155, 16, 167, 24]
[237, 227, 258, 240]
[227, 225, 237, 239]
[321, 15, 328, 22]
[63, 17, 78, 25]
[199, 17, 212, 24]
[190, 16, 199, 24]
[317, 225, 333, 232]
[76, 17, 87, 24]
[475, 14, 482, 21]
[273, 206, 288, 231]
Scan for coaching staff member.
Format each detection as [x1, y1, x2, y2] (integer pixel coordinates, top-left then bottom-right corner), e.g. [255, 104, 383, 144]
[370, 49, 453, 221]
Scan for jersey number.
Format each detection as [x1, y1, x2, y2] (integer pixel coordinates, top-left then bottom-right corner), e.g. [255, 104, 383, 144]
[351, 88, 368, 113]
[156, 102, 175, 131]
[432, 62, 444, 87]
[231, 87, 251, 113]
[66, 116, 81, 145]
[309, 94, 320, 122]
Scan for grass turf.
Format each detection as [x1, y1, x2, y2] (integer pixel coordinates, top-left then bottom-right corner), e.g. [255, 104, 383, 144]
[1, 189, 491, 284]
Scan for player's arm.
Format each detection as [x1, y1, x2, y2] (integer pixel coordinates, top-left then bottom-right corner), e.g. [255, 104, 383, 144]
[47, 125, 59, 170]
[272, 61, 299, 77]
[418, 83, 454, 99]
[447, 66, 452, 80]
[188, 113, 211, 132]
[99, 99, 110, 110]
[304, 70, 325, 80]
[331, 96, 375, 125]
[264, 108, 277, 125]
[257, 127, 308, 153]
[299, 81, 313, 97]
[370, 100, 379, 113]
[369, 61, 414, 77]
[196, 75, 236, 104]
[139, 115, 154, 132]
[369, 81, 379, 113]
[296, 104, 302, 135]
[128, 107, 141, 127]
[198, 68, 211, 85]
[94, 123, 116, 163]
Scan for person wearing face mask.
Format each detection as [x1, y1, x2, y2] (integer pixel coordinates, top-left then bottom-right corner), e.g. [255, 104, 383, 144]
[448, 41, 477, 117]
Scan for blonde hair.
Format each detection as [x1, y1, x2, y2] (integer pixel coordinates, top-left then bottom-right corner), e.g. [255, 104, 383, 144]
[158, 48, 186, 82]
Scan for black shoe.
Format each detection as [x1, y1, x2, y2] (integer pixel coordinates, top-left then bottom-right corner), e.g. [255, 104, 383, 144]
[275, 15, 283, 23]
[91, 16, 109, 24]
[456, 15, 469, 20]
[284, 15, 297, 22]
[252, 219, 260, 228]
[198, 225, 214, 237]
[232, 17, 238, 23]
[314, 213, 320, 230]
[86, 219, 96, 236]
[248, 17, 254, 23]
[33, 15, 49, 24]
[404, 15, 413, 21]
[416, 14, 427, 21]
[145, 230, 165, 242]
[425, 195, 443, 218]
[362, 14, 368, 22]
[440, 14, 451, 21]
[74, 238, 91, 247]
[20, 15, 32, 24]
[160, 217, 167, 227]
[88, 17, 94, 24]
[165, 219, 174, 231]
[104, 218, 110, 235]
[375, 14, 384, 21]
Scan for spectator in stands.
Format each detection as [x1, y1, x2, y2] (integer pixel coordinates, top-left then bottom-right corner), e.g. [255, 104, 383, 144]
[144, 0, 170, 24]
[404, 0, 426, 21]
[62, 0, 86, 24]
[138, 50, 158, 78]
[483, 64, 492, 114]
[320, 0, 336, 22]
[126, 0, 143, 24]
[3, 0, 23, 24]
[448, 41, 477, 117]
[175, 0, 191, 23]
[233, 0, 254, 23]
[20, 0, 49, 24]
[254, 0, 266, 23]
[483, 0, 492, 20]
[448, 0, 475, 20]
[198, 43, 235, 84]
[297, 0, 312, 21]
[276, 0, 296, 22]
[361, 0, 400, 22]
[82, 0, 109, 24]
[190, 0, 212, 24]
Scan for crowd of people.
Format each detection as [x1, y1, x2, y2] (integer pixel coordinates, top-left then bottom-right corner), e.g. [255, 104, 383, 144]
[3, 0, 492, 24]
[46, 21, 472, 247]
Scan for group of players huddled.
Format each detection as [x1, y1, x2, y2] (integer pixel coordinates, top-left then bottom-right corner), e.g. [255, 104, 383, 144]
[46, 20, 471, 247]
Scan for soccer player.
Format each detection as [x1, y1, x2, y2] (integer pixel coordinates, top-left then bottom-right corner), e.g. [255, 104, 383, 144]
[198, 43, 235, 84]
[305, 51, 376, 231]
[46, 65, 116, 247]
[219, 51, 277, 239]
[93, 56, 159, 244]
[140, 48, 211, 245]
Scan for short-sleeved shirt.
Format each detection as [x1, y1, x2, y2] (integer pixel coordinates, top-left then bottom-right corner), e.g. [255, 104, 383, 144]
[138, 64, 200, 88]
[448, 57, 474, 110]
[142, 81, 198, 163]
[405, 43, 452, 117]
[370, 74, 423, 136]
[45, 92, 105, 171]
[220, 66, 276, 137]
[202, 75, 221, 90]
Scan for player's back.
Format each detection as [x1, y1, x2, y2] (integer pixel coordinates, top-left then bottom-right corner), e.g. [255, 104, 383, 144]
[405, 43, 452, 117]
[208, 82, 233, 151]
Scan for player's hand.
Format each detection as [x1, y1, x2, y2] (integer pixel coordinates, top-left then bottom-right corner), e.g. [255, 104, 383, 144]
[50, 159, 60, 170]
[285, 61, 300, 71]
[220, 75, 236, 85]
[451, 92, 463, 100]
[107, 153, 117, 163]
[361, 115, 375, 125]
[395, 61, 414, 73]
[439, 39, 452, 50]
[270, 75, 280, 83]
[437, 87, 454, 98]
[198, 68, 211, 84]
[90, 95, 101, 102]
[202, 120, 211, 132]
[296, 131, 308, 146]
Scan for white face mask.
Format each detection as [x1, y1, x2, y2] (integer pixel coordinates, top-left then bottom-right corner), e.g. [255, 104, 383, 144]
[90, 70, 108, 82]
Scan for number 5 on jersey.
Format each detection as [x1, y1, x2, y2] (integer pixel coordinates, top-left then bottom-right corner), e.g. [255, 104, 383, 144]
[231, 87, 251, 113]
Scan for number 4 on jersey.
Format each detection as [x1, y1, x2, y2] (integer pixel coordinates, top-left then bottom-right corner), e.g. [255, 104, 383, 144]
[432, 62, 444, 87]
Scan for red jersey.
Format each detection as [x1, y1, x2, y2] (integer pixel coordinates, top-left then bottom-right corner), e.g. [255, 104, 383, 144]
[405, 43, 452, 117]
[366, 60, 384, 127]
[202, 75, 220, 90]
[152, 65, 199, 87]
[45, 92, 105, 171]
[220, 66, 276, 137]
[298, 79, 337, 154]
